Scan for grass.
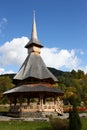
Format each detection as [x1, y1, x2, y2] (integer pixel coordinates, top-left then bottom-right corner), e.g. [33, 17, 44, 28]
[0, 105, 87, 130]
[81, 117, 87, 130]
[0, 117, 87, 130]
[0, 121, 52, 130]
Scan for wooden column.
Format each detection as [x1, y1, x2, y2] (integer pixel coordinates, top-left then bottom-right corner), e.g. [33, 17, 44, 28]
[19, 96, 23, 112]
[14, 97, 17, 106]
[40, 95, 43, 111]
[9, 97, 12, 107]
[54, 96, 57, 105]
[54, 96, 57, 111]
[27, 97, 30, 106]
[43, 97, 46, 104]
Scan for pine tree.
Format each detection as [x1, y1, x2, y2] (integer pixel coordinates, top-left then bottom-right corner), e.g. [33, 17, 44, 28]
[69, 96, 82, 130]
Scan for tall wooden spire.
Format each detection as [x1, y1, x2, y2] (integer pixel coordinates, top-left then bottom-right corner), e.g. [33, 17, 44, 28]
[25, 11, 43, 49]
[31, 11, 37, 40]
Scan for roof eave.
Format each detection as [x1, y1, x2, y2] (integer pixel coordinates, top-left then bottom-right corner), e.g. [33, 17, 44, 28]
[25, 39, 43, 48]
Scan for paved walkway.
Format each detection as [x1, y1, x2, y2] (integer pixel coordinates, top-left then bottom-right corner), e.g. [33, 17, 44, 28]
[58, 113, 87, 119]
[0, 116, 49, 121]
[0, 113, 87, 121]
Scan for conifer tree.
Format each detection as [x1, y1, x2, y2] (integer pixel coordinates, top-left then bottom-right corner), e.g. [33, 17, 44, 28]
[69, 96, 82, 130]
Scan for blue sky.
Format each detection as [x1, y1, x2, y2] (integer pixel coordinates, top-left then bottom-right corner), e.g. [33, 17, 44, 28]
[0, 0, 87, 74]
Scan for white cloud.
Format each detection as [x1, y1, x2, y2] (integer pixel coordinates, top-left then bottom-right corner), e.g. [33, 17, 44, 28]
[78, 66, 87, 74]
[0, 36, 28, 66]
[0, 68, 5, 74]
[0, 18, 8, 34]
[0, 68, 14, 74]
[41, 48, 79, 70]
[84, 66, 87, 74]
[0, 36, 87, 74]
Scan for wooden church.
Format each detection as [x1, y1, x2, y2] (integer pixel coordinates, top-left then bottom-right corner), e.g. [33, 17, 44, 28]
[3, 13, 64, 117]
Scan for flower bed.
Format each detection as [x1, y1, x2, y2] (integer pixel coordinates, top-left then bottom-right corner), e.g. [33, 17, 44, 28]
[64, 106, 87, 113]
[77, 107, 87, 113]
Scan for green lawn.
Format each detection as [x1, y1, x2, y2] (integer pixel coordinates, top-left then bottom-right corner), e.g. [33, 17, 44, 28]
[81, 117, 87, 130]
[0, 117, 87, 130]
[0, 121, 52, 130]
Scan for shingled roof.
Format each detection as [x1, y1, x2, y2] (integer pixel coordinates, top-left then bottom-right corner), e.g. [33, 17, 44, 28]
[3, 84, 64, 96]
[25, 38, 43, 48]
[14, 53, 58, 82]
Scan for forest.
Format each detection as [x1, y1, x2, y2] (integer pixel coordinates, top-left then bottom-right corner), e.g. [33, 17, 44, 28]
[0, 67, 87, 106]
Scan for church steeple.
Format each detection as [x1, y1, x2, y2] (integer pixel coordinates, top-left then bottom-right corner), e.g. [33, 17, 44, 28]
[31, 11, 37, 40]
[14, 12, 58, 82]
[25, 12, 43, 49]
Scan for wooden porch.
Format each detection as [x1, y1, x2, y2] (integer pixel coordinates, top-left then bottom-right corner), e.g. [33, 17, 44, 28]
[9, 98, 63, 115]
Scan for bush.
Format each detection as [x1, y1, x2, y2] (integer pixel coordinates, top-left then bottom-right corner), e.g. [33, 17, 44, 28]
[49, 117, 69, 130]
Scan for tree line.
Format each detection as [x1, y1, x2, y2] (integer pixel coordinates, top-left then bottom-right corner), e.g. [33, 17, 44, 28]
[0, 68, 87, 106]
[49, 68, 87, 106]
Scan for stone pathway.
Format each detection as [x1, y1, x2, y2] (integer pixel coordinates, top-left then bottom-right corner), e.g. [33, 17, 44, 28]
[0, 115, 49, 121]
[0, 113, 87, 121]
[58, 113, 87, 119]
